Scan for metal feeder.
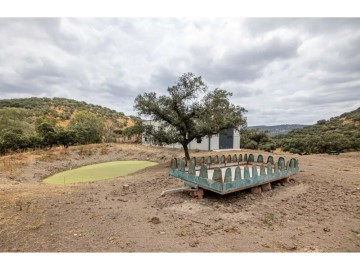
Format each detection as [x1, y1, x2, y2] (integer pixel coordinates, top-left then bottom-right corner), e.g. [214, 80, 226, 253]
[168, 153, 299, 195]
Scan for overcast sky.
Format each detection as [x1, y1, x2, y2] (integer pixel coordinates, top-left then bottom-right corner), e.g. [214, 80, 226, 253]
[0, 18, 359, 125]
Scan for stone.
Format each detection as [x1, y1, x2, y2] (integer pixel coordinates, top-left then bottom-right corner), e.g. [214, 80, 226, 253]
[123, 184, 129, 190]
[251, 186, 262, 194]
[190, 189, 204, 199]
[149, 217, 161, 224]
[189, 240, 199, 247]
[282, 178, 290, 184]
[261, 183, 272, 192]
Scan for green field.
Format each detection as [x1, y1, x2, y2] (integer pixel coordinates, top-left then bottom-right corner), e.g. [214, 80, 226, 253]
[43, 160, 158, 184]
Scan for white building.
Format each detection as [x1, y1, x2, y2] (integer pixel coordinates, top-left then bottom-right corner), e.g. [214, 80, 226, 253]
[142, 120, 240, 151]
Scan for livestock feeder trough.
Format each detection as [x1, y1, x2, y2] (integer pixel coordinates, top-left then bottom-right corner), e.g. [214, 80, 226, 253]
[168, 153, 299, 197]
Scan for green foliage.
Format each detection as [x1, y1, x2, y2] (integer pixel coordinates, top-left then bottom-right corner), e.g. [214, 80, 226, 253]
[0, 108, 36, 153]
[122, 118, 145, 137]
[340, 107, 360, 121]
[0, 97, 125, 121]
[103, 119, 126, 143]
[273, 107, 360, 154]
[134, 72, 247, 159]
[67, 110, 104, 145]
[0, 98, 127, 154]
[0, 129, 27, 152]
[35, 118, 58, 148]
[0, 107, 35, 135]
[56, 128, 77, 148]
[240, 128, 276, 152]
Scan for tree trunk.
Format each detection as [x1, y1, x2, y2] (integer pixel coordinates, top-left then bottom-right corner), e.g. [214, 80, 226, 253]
[182, 143, 190, 160]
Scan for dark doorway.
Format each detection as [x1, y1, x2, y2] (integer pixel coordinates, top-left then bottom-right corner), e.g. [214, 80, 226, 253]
[219, 128, 234, 149]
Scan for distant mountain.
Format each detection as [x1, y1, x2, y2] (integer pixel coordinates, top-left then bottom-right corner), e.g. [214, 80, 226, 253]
[248, 124, 308, 136]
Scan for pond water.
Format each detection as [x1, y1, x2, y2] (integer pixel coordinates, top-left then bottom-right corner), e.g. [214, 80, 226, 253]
[43, 160, 158, 184]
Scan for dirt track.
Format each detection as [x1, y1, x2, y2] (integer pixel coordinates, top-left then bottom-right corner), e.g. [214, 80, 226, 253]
[0, 144, 359, 252]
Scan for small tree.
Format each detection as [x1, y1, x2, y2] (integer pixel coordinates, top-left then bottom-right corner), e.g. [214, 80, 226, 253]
[57, 128, 77, 148]
[240, 128, 275, 152]
[134, 72, 247, 159]
[35, 120, 57, 148]
[122, 118, 144, 143]
[67, 110, 104, 144]
[0, 128, 29, 152]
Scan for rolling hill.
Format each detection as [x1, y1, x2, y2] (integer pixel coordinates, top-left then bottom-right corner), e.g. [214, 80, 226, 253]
[273, 107, 360, 153]
[0, 97, 138, 153]
[249, 124, 308, 136]
[0, 97, 127, 125]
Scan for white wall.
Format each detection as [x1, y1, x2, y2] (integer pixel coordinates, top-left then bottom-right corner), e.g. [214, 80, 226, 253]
[141, 120, 241, 150]
[210, 135, 219, 150]
[234, 129, 240, 149]
[189, 136, 210, 150]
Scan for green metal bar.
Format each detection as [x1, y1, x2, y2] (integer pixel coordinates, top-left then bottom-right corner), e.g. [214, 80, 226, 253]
[169, 154, 300, 195]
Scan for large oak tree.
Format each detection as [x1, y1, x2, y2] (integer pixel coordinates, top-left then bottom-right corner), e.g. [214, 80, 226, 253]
[134, 73, 247, 160]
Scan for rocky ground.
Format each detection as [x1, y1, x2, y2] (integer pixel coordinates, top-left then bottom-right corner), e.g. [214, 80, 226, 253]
[0, 143, 359, 252]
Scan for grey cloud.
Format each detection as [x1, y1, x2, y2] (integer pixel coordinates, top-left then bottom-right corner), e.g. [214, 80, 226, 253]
[192, 36, 300, 84]
[0, 18, 359, 123]
[224, 37, 300, 66]
[316, 75, 359, 85]
[21, 59, 66, 81]
[304, 34, 360, 76]
[280, 84, 360, 106]
[244, 18, 360, 36]
[231, 88, 263, 98]
[149, 68, 180, 93]
[102, 82, 138, 100]
[0, 81, 44, 95]
[219, 83, 265, 98]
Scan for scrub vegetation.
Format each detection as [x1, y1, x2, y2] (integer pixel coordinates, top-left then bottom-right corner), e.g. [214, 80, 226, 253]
[0, 97, 137, 154]
[241, 107, 360, 154]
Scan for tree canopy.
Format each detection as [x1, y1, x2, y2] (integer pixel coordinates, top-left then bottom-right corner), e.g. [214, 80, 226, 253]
[240, 128, 276, 152]
[67, 110, 104, 145]
[134, 72, 247, 159]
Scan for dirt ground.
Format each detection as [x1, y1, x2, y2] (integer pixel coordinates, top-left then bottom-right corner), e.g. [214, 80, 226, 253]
[0, 143, 359, 252]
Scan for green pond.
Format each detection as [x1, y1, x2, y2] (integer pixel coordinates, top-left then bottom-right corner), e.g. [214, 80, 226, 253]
[43, 160, 158, 184]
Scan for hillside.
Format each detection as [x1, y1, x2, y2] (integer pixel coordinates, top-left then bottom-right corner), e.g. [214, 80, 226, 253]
[273, 107, 360, 154]
[0, 97, 126, 125]
[249, 124, 308, 136]
[0, 97, 138, 153]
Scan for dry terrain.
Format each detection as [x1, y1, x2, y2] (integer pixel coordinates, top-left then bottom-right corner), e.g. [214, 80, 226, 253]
[0, 143, 359, 252]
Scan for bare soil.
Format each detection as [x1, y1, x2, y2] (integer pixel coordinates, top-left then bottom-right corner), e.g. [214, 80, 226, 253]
[0, 143, 359, 252]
